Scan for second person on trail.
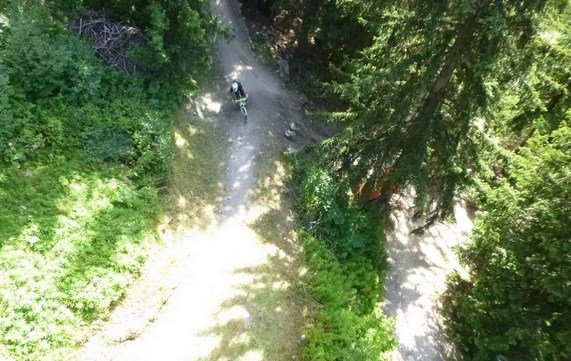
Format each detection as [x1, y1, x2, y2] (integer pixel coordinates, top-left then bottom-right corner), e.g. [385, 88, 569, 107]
[229, 80, 248, 101]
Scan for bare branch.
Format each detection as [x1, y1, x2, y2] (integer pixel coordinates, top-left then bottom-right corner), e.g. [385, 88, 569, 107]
[70, 11, 147, 75]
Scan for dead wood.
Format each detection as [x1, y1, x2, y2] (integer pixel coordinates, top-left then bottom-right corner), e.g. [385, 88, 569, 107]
[70, 11, 148, 75]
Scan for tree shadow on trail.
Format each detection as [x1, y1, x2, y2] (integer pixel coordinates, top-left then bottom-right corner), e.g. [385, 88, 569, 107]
[198, 256, 306, 361]
[198, 152, 313, 361]
[164, 101, 228, 231]
[384, 193, 472, 361]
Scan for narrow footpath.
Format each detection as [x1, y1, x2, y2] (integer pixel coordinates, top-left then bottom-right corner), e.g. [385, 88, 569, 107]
[78, 0, 308, 359]
[384, 191, 473, 361]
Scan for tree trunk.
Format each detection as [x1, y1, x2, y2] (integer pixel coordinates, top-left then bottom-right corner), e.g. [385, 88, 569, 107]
[385, 10, 480, 203]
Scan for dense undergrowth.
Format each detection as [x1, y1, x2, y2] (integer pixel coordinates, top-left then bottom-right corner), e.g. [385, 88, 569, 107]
[0, 1, 215, 359]
[293, 150, 396, 360]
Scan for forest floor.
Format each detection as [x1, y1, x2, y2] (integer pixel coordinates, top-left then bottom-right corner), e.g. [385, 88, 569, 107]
[77, 0, 473, 360]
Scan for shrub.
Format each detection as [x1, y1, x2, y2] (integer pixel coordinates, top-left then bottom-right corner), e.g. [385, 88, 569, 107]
[293, 151, 396, 360]
[0, 4, 103, 102]
[0, 163, 160, 359]
[84, 126, 136, 163]
[0, 3, 176, 184]
[252, 34, 278, 66]
[302, 234, 395, 360]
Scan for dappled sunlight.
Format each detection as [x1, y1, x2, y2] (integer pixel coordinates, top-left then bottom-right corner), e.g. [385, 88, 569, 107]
[229, 64, 254, 81]
[76, 106, 228, 360]
[220, 137, 258, 219]
[200, 93, 223, 114]
[156, 214, 173, 237]
[80, 209, 297, 360]
[1, 167, 165, 359]
[78, 0, 309, 358]
[167, 100, 228, 231]
[253, 159, 288, 210]
[177, 195, 187, 207]
[175, 131, 187, 148]
[217, 305, 253, 325]
[178, 148, 306, 361]
[193, 93, 223, 120]
[384, 189, 474, 360]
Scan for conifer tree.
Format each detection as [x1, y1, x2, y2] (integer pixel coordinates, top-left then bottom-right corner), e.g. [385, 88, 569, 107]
[443, 6, 571, 359]
[328, 0, 555, 226]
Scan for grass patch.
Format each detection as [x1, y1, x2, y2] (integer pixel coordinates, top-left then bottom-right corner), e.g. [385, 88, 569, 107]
[0, 161, 160, 359]
[163, 97, 228, 229]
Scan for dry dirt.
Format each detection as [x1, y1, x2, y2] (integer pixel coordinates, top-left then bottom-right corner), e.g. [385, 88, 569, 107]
[384, 190, 473, 361]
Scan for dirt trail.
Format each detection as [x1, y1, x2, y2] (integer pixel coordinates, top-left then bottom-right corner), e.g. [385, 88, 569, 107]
[384, 191, 473, 361]
[78, 0, 307, 360]
[77, 0, 473, 359]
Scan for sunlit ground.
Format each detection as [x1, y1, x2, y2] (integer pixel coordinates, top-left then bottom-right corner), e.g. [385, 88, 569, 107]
[384, 189, 473, 361]
[78, 93, 305, 361]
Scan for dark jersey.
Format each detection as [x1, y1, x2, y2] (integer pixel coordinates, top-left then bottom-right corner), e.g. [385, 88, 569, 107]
[230, 82, 246, 99]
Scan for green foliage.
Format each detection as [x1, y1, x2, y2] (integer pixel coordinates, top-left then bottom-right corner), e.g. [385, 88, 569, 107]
[84, 126, 135, 163]
[243, 3, 569, 360]
[256, 0, 562, 227]
[1, 4, 103, 102]
[444, 124, 571, 360]
[325, 0, 558, 227]
[252, 34, 278, 66]
[0, 163, 159, 359]
[50, 0, 218, 79]
[253, 0, 382, 67]
[0, 0, 213, 359]
[302, 234, 395, 361]
[442, 7, 571, 360]
[0, 2, 177, 184]
[293, 151, 396, 360]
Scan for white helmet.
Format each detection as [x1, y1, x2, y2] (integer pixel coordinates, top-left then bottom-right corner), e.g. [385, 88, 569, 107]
[232, 82, 238, 92]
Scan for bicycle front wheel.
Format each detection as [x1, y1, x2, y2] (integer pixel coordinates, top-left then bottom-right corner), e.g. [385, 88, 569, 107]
[241, 107, 248, 123]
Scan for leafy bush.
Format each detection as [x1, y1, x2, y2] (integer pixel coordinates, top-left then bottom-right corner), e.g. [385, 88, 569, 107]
[0, 2, 177, 184]
[252, 34, 278, 66]
[0, 4, 103, 102]
[293, 151, 396, 360]
[302, 234, 395, 360]
[84, 126, 136, 163]
[50, 0, 217, 79]
[0, 0, 212, 359]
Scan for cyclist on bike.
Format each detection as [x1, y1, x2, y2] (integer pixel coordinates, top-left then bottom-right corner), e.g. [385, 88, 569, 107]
[229, 80, 248, 101]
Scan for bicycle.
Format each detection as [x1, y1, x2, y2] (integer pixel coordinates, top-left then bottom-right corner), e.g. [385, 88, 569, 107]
[235, 97, 248, 123]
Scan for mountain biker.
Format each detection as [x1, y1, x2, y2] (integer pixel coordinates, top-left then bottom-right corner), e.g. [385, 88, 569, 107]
[229, 80, 248, 101]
